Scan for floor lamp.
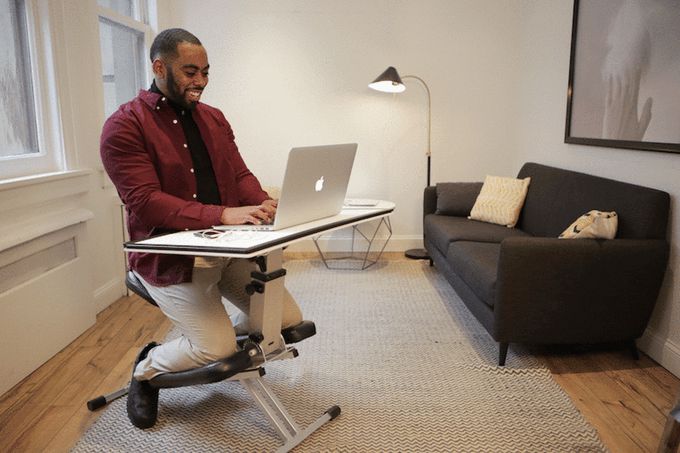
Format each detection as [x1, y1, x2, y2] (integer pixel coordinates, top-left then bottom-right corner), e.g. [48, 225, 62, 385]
[369, 66, 431, 260]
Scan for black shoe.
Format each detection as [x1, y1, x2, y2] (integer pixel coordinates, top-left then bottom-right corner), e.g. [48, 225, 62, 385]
[127, 342, 160, 429]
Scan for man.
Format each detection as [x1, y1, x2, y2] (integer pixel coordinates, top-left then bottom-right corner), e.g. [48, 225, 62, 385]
[100, 28, 303, 429]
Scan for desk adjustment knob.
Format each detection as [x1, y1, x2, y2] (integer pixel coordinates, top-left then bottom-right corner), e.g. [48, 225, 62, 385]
[245, 281, 265, 295]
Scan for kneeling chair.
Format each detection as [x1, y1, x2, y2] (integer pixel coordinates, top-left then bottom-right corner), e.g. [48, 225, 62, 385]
[88, 260, 339, 452]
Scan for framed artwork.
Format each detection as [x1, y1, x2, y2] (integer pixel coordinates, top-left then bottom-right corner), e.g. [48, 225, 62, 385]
[565, 0, 680, 154]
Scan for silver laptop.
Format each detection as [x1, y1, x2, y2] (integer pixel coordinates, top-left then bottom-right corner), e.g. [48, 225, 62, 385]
[215, 143, 357, 231]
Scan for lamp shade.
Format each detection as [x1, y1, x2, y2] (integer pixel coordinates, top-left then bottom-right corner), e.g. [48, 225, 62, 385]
[368, 66, 405, 93]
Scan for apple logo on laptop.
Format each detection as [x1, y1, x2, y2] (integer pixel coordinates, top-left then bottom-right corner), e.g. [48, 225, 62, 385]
[315, 176, 325, 192]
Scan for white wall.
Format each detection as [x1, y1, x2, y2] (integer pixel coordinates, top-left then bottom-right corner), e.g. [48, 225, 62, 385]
[161, 0, 525, 250]
[514, 2, 680, 376]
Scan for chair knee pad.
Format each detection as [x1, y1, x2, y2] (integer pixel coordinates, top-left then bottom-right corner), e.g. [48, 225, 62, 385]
[149, 349, 252, 389]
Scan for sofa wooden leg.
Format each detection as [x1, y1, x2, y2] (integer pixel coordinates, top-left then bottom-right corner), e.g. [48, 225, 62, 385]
[629, 340, 640, 360]
[498, 342, 509, 366]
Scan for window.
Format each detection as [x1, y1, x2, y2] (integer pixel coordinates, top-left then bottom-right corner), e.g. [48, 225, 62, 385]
[0, 0, 38, 159]
[97, 1, 152, 119]
[97, 0, 134, 17]
[0, 0, 62, 179]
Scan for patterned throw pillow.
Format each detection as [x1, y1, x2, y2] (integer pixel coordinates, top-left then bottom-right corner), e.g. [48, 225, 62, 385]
[559, 210, 618, 239]
[468, 175, 531, 228]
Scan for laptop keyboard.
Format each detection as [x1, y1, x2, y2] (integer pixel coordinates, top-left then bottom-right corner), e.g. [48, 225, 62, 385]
[214, 224, 275, 232]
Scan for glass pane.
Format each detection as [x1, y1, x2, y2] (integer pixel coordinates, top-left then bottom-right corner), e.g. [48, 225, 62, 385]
[99, 18, 145, 118]
[97, 0, 133, 17]
[0, 0, 39, 158]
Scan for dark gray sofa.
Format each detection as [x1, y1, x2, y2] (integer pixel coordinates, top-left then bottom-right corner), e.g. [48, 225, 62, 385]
[424, 162, 670, 365]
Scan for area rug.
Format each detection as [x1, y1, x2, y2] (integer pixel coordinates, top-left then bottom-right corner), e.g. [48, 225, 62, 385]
[73, 260, 606, 452]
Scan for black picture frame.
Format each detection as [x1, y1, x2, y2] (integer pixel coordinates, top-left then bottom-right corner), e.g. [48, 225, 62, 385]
[565, 0, 680, 154]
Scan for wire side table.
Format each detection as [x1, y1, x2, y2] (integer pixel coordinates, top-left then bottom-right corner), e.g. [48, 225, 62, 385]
[312, 217, 392, 270]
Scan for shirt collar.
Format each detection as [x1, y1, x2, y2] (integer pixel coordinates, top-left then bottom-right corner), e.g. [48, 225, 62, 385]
[140, 81, 192, 116]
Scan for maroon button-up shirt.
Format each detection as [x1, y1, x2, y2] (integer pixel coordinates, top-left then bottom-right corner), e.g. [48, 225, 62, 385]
[101, 89, 269, 286]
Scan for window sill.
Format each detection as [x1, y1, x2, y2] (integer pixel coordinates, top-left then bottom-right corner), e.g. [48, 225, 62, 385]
[0, 169, 94, 252]
[0, 169, 92, 191]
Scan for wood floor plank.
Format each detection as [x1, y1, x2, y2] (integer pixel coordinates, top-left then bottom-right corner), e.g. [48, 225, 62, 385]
[0, 298, 164, 452]
[552, 370, 647, 452]
[0, 296, 141, 417]
[42, 347, 142, 453]
[545, 350, 678, 453]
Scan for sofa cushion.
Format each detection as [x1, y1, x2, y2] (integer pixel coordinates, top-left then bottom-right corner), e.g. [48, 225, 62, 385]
[469, 175, 531, 228]
[559, 210, 618, 239]
[424, 215, 531, 257]
[517, 163, 670, 239]
[436, 182, 483, 216]
[447, 241, 500, 308]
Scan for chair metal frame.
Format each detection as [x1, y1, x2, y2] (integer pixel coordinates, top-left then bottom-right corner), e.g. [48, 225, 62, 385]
[88, 249, 339, 452]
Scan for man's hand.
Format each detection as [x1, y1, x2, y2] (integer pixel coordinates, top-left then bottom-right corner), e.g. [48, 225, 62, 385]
[220, 200, 277, 225]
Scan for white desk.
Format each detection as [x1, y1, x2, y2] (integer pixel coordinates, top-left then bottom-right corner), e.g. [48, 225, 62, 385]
[126, 201, 394, 259]
[123, 201, 394, 452]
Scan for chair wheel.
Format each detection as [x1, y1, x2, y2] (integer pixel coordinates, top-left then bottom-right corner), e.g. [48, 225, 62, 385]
[87, 396, 107, 411]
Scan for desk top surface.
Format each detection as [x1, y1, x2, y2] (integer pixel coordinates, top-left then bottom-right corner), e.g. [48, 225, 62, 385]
[124, 201, 394, 258]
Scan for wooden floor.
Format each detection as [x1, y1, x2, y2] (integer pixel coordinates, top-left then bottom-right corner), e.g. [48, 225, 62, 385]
[0, 253, 678, 452]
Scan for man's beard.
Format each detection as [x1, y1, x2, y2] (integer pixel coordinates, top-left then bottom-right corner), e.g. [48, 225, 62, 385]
[165, 66, 199, 110]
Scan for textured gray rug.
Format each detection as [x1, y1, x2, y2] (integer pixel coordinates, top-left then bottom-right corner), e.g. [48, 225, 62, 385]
[73, 260, 606, 452]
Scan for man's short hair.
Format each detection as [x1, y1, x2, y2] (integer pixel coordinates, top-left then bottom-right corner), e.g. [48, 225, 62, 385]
[149, 28, 202, 62]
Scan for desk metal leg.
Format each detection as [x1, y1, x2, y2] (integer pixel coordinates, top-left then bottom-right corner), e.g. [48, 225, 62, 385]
[243, 251, 341, 450]
[313, 217, 392, 270]
[241, 374, 339, 453]
[248, 249, 286, 355]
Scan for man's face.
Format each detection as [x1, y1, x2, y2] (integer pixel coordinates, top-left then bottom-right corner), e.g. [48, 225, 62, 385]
[157, 42, 209, 110]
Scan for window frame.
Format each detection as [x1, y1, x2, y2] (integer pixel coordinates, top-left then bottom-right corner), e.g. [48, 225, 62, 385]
[0, 0, 66, 180]
[96, 0, 154, 117]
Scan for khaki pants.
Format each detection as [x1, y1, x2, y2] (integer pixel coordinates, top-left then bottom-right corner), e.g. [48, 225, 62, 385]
[133, 258, 302, 381]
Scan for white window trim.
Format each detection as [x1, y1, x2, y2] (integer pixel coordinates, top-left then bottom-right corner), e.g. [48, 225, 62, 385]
[0, 0, 66, 181]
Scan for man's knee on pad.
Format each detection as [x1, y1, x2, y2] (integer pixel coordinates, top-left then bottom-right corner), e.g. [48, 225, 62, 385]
[190, 341, 238, 364]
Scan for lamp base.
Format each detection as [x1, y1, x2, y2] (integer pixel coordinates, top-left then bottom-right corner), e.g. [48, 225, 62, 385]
[404, 248, 430, 260]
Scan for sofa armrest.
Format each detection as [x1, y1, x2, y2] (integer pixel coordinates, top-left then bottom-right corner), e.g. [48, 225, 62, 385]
[494, 236, 669, 343]
[424, 186, 437, 216]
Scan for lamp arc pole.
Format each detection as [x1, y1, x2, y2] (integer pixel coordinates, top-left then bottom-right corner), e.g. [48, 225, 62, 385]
[402, 75, 432, 188]
[368, 66, 432, 260]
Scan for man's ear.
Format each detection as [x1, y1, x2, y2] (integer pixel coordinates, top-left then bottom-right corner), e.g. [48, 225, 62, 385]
[152, 58, 166, 79]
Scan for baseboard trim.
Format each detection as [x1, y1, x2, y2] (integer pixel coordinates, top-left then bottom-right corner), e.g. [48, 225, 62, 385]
[93, 277, 126, 313]
[639, 328, 680, 378]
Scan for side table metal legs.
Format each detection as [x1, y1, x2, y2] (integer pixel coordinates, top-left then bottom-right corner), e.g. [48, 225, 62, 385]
[313, 217, 392, 270]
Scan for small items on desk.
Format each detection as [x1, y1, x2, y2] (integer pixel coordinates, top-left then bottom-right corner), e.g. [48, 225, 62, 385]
[344, 198, 380, 207]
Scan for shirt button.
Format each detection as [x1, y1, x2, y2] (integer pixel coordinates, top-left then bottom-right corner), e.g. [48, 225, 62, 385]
[156, 106, 160, 110]
[184, 228, 189, 231]
[183, 144, 188, 148]
[161, 97, 166, 101]
[192, 194, 197, 199]
[173, 119, 178, 124]
[181, 110, 185, 115]
[190, 168, 195, 173]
